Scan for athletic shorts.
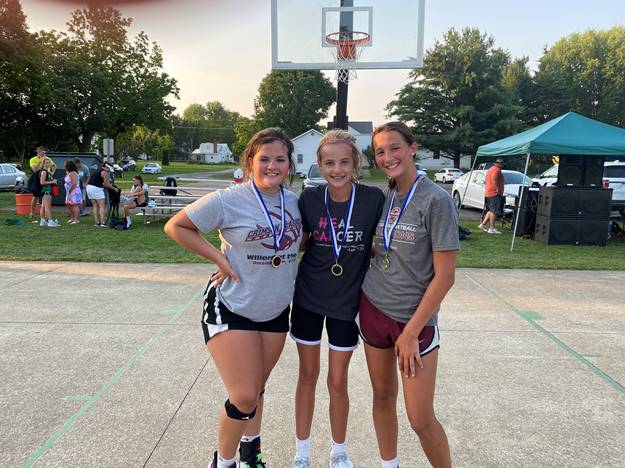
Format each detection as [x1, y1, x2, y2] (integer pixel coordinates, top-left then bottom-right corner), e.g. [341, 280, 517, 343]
[136, 200, 148, 208]
[201, 279, 290, 344]
[358, 292, 440, 356]
[290, 302, 359, 351]
[86, 185, 106, 200]
[485, 195, 504, 217]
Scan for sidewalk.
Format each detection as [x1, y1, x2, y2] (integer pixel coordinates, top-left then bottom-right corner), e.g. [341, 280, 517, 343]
[1, 262, 623, 467]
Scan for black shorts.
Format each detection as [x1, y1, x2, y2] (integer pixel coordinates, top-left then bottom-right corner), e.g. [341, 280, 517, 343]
[290, 302, 359, 351]
[201, 280, 290, 344]
[485, 195, 505, 217]
[136, 200, 148, 208]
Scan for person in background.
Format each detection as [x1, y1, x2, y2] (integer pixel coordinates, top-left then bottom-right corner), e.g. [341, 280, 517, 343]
[478, 158, 505, 235]
[121, 175, 149, 228]
[86, 163, 116, 227]
[64, 159, 82, 224]
[74, 158, 90, 217]
[39, 158, 60, 227]
[28, 147, 55, 220]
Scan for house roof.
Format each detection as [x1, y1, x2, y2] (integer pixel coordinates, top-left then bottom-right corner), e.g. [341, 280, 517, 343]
[291, 129, 324, 141]
[326, 121, 373, 135]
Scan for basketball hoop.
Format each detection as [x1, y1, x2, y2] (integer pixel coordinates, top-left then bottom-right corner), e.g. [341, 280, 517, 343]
[326, 31, 370, 83]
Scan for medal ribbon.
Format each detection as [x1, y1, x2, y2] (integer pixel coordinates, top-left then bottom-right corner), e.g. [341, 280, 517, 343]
[251, 181, 285, 253]
[324, 184, 355, 263]
[382, 176, 420, 254]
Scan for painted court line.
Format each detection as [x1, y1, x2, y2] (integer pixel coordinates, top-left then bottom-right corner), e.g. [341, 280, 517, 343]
[22, 288, 204, 468]
[461, 271, 625, 397]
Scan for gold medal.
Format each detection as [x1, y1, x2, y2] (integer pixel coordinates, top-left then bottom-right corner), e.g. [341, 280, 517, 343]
[381, 254, 391, 271]
[331, 261, 343, 277]
[271, 255, 282, 268]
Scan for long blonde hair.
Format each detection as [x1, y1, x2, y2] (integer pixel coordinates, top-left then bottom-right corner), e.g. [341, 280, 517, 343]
[316, 129, 361, 182]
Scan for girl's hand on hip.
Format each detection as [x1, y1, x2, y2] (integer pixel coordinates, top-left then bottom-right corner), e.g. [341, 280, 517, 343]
[212, 255, 240, 286]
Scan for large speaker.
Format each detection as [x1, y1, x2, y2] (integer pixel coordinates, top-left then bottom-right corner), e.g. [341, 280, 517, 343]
[556, 155, 605, 187]
[536, 186, 612, 218]
[513, 187, 539, 237]
[534, 215, 609, 246]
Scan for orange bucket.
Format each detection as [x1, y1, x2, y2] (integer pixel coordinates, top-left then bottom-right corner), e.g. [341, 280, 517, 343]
[15, 192, 39, 216]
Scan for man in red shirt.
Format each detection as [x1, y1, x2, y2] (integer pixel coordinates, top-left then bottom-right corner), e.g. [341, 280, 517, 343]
[478, 158, 505, 234]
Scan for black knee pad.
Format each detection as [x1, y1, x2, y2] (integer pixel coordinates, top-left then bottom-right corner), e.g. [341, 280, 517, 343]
[224, 399, 256, 420]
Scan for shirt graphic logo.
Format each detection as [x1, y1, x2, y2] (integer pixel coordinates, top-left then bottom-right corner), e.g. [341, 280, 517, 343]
[245, 205, 301, 251]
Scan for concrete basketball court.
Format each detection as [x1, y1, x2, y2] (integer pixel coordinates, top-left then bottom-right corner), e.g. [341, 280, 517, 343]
[1, 261, 623, 467]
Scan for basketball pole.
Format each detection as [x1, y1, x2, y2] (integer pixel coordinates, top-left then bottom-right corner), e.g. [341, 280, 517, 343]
[334, 0, 353, 131]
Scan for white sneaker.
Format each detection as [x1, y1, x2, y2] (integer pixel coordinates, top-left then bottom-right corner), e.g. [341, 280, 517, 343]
[47, 220, 60, 227]
[292, 456, 312, 468]
[39, 219, 47, 226]
[330, 453, 353, 468]
[488, 228, 502, 234]
[478, 223, 488, 232]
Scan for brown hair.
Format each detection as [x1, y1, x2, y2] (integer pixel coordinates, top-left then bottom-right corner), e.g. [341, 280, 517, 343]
[64, 159, 77, 172]
[316, 129, 361, 182]
[240, 127, 295, 183]
[372, 121, 418, 189]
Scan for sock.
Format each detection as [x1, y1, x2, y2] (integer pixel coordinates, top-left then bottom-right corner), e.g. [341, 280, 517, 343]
[296, 437, 310, 459]
[217, 452, 236, 468]
[381, 457, 399, 468]
[240, 434, 259, 443]
[331, 440, 347, 456]
[126, 216, 131, 227]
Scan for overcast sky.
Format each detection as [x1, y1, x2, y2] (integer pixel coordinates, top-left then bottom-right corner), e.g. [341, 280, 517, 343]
[20, 0, 625, 127]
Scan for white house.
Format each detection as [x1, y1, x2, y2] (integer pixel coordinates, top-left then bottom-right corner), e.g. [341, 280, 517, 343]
[293, 123, 373, 176]
[191, 142, 234, 163]
[293, 129, 324, 175]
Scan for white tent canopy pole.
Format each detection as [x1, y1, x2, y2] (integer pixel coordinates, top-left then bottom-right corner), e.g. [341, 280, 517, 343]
[510, 152, 531, 252]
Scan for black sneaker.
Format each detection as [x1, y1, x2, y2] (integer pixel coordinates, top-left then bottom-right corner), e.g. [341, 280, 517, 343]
[239, 438, 266, 467]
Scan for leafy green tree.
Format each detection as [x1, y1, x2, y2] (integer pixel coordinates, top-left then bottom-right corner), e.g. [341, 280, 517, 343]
[533, 26, 625, 126]
[254, 70, 335, 138]
[232, 116, 261, 158]
[387, 28, 523, 168]
[38, 5, 178, 152]
[116, 126, 173, 164]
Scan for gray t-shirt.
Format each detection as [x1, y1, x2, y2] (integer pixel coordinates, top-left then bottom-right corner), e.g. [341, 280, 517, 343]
[361, 177, 459, 325]
[185, 182, 302, 322]
[77, 164, 90, 189]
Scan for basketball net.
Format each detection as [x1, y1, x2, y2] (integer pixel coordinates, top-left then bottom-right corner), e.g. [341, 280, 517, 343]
[326, 32, 369, 83]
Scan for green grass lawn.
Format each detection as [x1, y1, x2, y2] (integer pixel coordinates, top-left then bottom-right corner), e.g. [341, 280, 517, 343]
[1, 205, 624, 268]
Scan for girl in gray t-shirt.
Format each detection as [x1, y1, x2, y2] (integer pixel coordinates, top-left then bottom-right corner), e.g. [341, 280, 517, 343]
[164, 128, 302, 468]
[360, 122, 458, 468]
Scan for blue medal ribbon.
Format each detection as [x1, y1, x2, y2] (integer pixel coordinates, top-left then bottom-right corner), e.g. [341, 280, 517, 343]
[251, 181, 285, 254]
[382, 176, 420, 255]
[324, 184, 356, 266]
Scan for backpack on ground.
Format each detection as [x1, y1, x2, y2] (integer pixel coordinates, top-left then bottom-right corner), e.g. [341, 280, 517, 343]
[160, 176, 177, 196]
[27, 170, 42, 195]
[109, 216, 128, 230]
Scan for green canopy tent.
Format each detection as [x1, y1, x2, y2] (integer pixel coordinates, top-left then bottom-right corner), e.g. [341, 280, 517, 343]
[474, 112, 625, 251]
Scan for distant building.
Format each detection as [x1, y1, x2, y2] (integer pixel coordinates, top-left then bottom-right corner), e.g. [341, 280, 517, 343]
[417, 148, 471, 171]
[191, 141, 234, 163]
[292, 129, 325, 175]
[327, 121, 374, 154]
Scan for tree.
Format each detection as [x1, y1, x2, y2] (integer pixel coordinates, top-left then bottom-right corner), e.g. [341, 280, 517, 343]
[232, 116, 261, 158]
[533, 26, 625, 126]
[387, 28, 524, 168]
[116, 126, 174, 164]
[37, 5, 178, 152]
[254, 70, 335, 138]
[0, 0, 50, 163]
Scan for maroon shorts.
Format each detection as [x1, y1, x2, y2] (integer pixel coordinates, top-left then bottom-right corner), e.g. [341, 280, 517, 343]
[358, 292, 440, 355]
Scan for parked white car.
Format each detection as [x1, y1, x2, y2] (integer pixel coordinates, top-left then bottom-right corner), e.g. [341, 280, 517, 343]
[0, 163, 27, 190]
[142, 163, 162, 174]
[415, 162, 427, 178]
[532, 164, 559, 187]
[434, 168, 464, 183]
[452, 169, 532, 211]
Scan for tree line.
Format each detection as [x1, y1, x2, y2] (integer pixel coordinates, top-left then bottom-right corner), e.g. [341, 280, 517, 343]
[3, 0, 625, 168]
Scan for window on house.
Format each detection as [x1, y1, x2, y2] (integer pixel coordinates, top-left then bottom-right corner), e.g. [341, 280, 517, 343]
[297, 154, 303, 164]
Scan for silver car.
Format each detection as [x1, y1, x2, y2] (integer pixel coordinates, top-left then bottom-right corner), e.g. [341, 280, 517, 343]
[0, 163, 26, 190]
[302, 164, 326, 190]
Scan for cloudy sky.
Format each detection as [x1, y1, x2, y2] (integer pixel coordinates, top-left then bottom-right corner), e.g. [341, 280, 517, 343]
[20, 0, 625, 126]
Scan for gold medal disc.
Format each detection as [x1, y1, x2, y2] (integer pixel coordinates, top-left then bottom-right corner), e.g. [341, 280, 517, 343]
[331, 262, 343, 277]
[271, 255, 282, 268]
[381, 255, 391, 271]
